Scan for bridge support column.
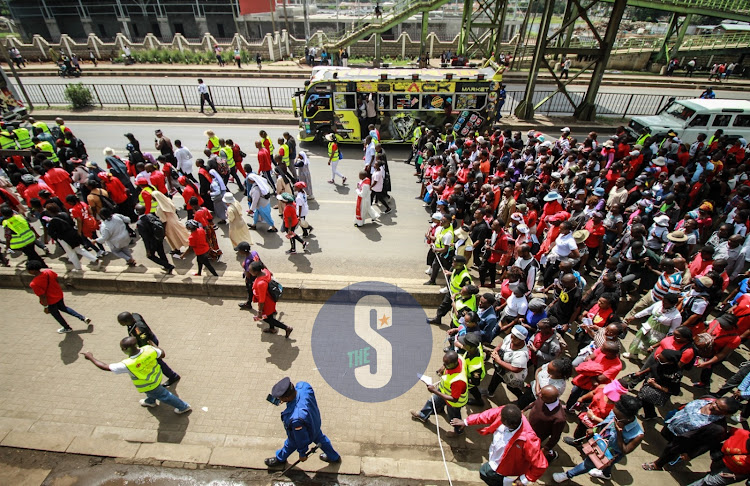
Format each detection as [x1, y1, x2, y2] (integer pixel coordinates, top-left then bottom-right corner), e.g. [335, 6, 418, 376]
[457, 0, 473, 56]
[514, 0, 554, 120]
[494, 0, 508, 55]
[670, 13, 692, 59]
[655, 12, 679, 64]
[373, 32, 381, 68]
[420, 11, 429, 66]
[574, 0, 627, 121]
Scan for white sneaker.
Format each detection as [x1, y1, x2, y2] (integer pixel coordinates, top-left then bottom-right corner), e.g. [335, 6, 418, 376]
[174, 405, 192, 414]
[588, 468, 610, 480]
[552, 472, 569, 483]
[622, 352, 631, 359]
[57, 327, 72, 334]
[424, 267, 431, 274]
[439, 287, 449, 294]
[139, 399, 157, 408]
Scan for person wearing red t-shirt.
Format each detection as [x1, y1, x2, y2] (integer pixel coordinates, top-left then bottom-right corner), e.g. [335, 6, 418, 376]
[41, 161, 75, 205]
[279, 192, 307, 255]
[180, 220, 218, 276]
[583, 213, 606, 270]
[694, 314, 743, 388]
[249, 260, 293, 337]
[688, 427, 750, 486]
[148, 163, 168, 195]
[255, 140, 274, 187]
[179, 177, 203, 219]
[27, 260, 91, 333]
[566, 341, 622, 408]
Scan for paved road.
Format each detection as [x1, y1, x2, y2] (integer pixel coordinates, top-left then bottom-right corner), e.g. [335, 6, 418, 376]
[19, 121, 431, 280]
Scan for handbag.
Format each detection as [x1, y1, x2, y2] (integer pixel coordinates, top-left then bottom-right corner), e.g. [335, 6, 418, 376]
[582, 432, 615, 469]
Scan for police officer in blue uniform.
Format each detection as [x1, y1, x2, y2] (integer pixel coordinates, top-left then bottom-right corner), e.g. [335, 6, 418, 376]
[264, 377, 341, 468]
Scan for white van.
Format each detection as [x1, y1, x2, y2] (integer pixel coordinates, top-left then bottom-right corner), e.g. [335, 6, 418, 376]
[628, 98, 750, 144]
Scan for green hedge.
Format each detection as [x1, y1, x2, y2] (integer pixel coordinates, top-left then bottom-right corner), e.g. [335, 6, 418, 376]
[112, 48, 259, 64]
[64, 83, 94, 109]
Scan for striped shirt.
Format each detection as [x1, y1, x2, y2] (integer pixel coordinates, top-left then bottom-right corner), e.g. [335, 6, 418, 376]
[651, 271, 682, 301]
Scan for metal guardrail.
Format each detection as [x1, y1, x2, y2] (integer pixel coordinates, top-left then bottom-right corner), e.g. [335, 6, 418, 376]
[24, 83, 690, 119]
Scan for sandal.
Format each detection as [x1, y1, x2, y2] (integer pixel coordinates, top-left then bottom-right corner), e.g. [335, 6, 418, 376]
[642, 462, 661, 471]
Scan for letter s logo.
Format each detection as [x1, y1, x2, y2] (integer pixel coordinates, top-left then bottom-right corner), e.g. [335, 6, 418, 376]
[353, 294, 392, 389]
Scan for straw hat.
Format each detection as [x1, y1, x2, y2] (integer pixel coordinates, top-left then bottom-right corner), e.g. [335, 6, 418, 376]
[573, 229, 590, 244]
[102, 147, 115, 156]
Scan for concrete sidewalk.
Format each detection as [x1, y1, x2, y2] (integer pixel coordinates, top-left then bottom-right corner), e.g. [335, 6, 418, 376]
[0, 285, 714, 485]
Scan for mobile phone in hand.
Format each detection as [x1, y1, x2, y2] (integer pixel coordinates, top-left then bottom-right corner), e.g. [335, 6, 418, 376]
[266, 394, 281, 406]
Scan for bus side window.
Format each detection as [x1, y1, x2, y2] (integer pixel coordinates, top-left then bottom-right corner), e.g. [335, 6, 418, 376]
[733, 115, 750, 127]
[688, 114, 710, 127]
[712, 114, 732, 127]
[334, 94, 356, 110]
[305, 94, 331, 117]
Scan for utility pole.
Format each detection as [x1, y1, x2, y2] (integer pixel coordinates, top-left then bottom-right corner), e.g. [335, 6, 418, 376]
[282, 0, 290, 36]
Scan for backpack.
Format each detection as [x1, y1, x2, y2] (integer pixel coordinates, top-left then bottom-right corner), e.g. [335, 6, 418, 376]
[216, 158, 229, 176]
[94, 190, 117, 212]
[268, 278, 283, 302]
[147, 214, 165, 241]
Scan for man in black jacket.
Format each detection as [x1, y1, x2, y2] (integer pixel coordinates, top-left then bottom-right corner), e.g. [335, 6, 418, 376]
[117, 311, 181, 388]
[135, 204, 174, 273]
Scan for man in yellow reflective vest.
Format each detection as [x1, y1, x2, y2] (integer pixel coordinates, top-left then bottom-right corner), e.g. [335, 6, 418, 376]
[427, 254, 472, 325]
[28, 117, 51, 134]
[459, 333, 486, 406]
[1, 205, 45, 264]
[425, 215, 455, 285]
[410, 350, 468, 435]
[82, 336, 191, 414]
[13, 126, 34, 149]
[219, 138, 244, 191]
[0, 122, 17, 149]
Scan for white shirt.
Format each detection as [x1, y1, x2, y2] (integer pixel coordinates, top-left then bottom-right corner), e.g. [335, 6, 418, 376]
[499, 335, 529, 386]
[552, 232, 577, 258]
[504, 294, 528, 318]
[198, 83, 209, 95]
[364, 143, 376, 166]
[487, 423, 527, 486]
[530, 362, 567, 398]
[174, 146, 193, 174]
[109, 347, 163, 375]
[295, 191, 308, 218]
[371, 167, 385, 192]
[514, 256, 537, 291]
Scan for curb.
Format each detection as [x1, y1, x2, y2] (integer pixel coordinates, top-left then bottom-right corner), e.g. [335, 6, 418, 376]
[0, 264, 446, 307]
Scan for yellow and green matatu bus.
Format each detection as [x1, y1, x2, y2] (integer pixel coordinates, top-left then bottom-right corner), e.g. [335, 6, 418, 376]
[293, 62, 504, 144]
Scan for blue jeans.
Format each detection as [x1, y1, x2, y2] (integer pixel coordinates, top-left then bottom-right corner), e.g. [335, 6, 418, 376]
[566, 453, 622, 478]
[254, 205, 274, 227]
[48, 298, 86, 330]
[143, 384, 190, 411]
[275, 432, 339, 462]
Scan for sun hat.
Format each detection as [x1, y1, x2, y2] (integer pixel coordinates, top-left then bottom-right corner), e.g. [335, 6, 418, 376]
[667, 230, 688, 243]
[573, 229, 590, 244]
[543, 191, 561, 202]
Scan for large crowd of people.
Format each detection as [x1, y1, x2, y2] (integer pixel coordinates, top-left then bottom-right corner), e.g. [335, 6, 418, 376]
[410, 122, 750, 485]
[5, 111, 750, 484]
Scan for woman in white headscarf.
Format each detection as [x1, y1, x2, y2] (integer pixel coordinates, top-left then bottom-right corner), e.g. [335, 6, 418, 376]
[294, 150, 314, 200]
[152, 190, 190, 253]
[223, 192, 254, 247]
[246, 173, 278, 232]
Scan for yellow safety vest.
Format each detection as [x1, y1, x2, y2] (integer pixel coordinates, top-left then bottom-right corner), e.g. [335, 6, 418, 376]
[328, 141, 340, 162]
[13, 128, 33, 149]
[434, 225, 455, 250]
[208, 136, 220, 154]
[279, 143, 290, 166]
[465, 345, 486, 387]
[220, 146, 235, 168]
[35, 141, 59, 163]
[2, 214, 36, 249]
[0, 130, 16, 149]
[438, 355, 468, 408]
[138, 186, 159, 213]
[412, 126, 422, 145]
[122, 345, 162, 393]
[33, 121, 50, 134]
[449, 266, 472, 295]
[263, 136, 274, 154]
[636, 133, 649, 146]
[452, 293, 478, 327]
[58, 124, 71, 143]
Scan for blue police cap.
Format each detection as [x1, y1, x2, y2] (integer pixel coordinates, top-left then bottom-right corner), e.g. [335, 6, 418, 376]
[271, 377, 293, 398]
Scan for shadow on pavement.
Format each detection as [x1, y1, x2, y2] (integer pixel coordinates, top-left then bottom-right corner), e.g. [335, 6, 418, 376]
[147, 385, 191, 444]
[290, 253, 313, 274]
[59, 323, 94, 365]
[260, 329, 299, 371]
[357, 224, 381, 242]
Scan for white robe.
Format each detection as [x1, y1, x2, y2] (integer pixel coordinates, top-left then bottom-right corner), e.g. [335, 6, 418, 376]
[355, 178, 379, 226]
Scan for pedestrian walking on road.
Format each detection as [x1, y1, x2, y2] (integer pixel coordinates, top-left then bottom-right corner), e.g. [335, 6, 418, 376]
[236, 241, 261, 310]
[197, 78, 217, 114]
[2, 205, 45, 266]
[234, 48, 242, 69]
[223, 192, 254, 248]
[135, 204, 174, 274]
[256, 53, 262, 71]
[410, 350, 468, 435]
[256, 140, 274, 188]
[325, 134, 346, 185]
[294, 150, 314, 199]
[82, 337, 191, 414]
[174, 140, 195, 182]
[180, 219, 218, 277]
[279, 192, 307, 254]
[96, 207, 136, 267]
[27, 260, 91, 333]
[246, 173, 277, 232]
[294, 182, 313, 237]
[152, 190, 191, 255]
[264, 377, 340, 469]
[250, 261, 293, 337]
[117, 312, 181, 388]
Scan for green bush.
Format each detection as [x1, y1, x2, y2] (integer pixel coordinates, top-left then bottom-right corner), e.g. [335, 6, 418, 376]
[64, 83, 94, 109]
